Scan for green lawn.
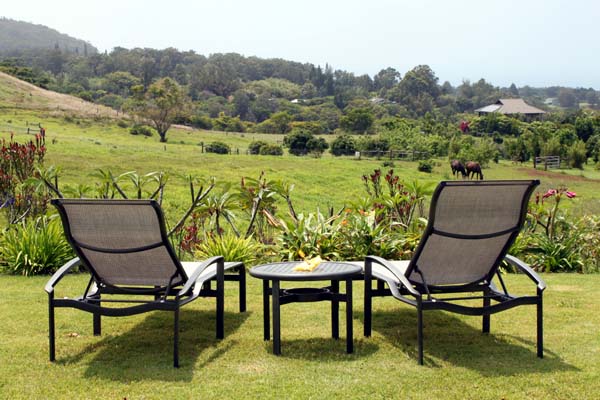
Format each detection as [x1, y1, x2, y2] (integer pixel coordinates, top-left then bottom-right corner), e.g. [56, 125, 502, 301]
[0, 272, 598, 399]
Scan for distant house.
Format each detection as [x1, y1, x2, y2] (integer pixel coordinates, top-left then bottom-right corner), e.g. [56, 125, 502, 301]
[474, 98, 546, 118]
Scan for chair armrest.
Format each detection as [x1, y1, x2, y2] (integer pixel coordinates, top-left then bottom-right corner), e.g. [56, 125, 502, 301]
[178, 256, 224, 297]
[365, 255, 421, 297]
[504, 254, 547, 291]
[44, 258, 81, 294]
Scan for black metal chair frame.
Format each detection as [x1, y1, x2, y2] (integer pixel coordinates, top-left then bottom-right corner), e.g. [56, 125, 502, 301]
[46, 199, 246, 368]
[363, 180, 546, 365]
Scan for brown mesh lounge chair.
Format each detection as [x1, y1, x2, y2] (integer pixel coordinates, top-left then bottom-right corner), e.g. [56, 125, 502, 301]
[363, 180, 545, 365]
[45, 199, 246, 367]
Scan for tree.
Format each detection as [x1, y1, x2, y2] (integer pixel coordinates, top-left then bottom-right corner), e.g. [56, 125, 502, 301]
[340, 108, 374, 133]
[373, 67, 401, 92]
[557, 88, 577, 108]
[129, 77, 187, 142]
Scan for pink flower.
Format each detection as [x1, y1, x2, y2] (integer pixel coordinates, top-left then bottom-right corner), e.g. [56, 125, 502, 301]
[543, 189, 557, 199]
[565, 191, 576, 198]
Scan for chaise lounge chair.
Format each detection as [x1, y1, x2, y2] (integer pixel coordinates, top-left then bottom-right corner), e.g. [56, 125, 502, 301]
[363, 180, 545, 364]
[46, 199, 246, 367]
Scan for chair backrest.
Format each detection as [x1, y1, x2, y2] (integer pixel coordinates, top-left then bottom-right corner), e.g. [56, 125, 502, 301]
[406, 180, 539, 288]
[52, 199, 187, 289]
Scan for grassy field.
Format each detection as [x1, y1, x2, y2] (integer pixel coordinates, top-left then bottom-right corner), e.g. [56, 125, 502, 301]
[0, 272, 599, 399]
[2, 109, 600, 221]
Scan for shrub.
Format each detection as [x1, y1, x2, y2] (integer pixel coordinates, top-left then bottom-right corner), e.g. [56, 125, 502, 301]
[0, 216, 74, 276]
[195, 234, 262, 265]
[568, 140, 587, 169]
[248, 140, 268, 155]
[417, 159, 434, 173]
[259, 144, 284, 156]
[330, 135, 357, 156]
[284, 129, 328, 156]
[129, 124, 154, 136]
[205, 141, 231, 154]
[117, 120, 129, 128]
[190, 115, 213, 130]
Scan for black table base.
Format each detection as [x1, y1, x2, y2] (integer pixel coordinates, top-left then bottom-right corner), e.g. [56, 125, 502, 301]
[262, 278, 354, 355]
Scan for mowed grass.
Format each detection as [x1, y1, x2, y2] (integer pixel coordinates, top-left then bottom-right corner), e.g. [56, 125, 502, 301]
[0, 273, 599, 399]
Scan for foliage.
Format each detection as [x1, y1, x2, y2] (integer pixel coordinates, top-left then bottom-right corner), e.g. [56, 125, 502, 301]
[129, 124, 154, 136]
[340, 108, 375, 134]
[330, 135, 357, 156]
[568, 140, 587, 169]
[213, 112, 245, 132]
[275, 211, 341, 261]
[0, 216, 74, 276]
[417, 159, 433, 173]
[195, 233, 263, 265]
[127, 77, 187, 142]
[0, 135, 49, 223]
[248, 140, 268, 155]
[205, 141, 231, 154]
[258, 144, 283, 156]
[283, 129, 328, 156]
[512, 187, 586, 272]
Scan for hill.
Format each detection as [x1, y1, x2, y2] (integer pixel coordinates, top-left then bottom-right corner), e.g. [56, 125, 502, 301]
[0, 17, 97, 55]
[0, 70, 119, 117]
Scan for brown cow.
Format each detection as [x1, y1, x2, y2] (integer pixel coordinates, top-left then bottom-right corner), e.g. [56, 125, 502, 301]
[450, 160, 467, 178]
[465, 161, 483, 180]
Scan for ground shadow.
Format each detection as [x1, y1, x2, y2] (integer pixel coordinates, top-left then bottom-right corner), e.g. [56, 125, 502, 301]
[56, 309, 249, 382]
[356, 309, 578, 375]
[273, 337, 378, 361]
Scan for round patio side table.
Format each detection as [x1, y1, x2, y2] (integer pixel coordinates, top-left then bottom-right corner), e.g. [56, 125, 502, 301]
[249, 261, 362, 355]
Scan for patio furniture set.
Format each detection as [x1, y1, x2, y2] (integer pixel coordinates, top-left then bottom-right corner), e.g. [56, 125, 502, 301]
[46, 180, 545, 367]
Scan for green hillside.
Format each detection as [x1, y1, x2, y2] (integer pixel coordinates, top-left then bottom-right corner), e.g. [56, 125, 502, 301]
[1, 71, 599, 221]
[0, 17, 97, 54]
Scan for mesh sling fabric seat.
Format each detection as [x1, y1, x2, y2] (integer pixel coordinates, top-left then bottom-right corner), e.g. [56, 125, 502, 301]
[363, 180, 545, 365]
[46, 199, 246, 367]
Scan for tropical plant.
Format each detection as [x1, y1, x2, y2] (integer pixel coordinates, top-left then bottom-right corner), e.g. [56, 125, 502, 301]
[0, 216, 74, 276]
[275, 211, 342, 261]
[0, 135, 49, 223]
[195, 233, 263, 265]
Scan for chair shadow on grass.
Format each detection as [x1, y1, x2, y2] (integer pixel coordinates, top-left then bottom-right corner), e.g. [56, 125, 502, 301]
[56, 309, 249, 382]
[355, 309, 578, 375]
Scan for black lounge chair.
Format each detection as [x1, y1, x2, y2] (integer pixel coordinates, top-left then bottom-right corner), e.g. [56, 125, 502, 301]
[363, 180, 545, 364]
[46, 199, 246, 367]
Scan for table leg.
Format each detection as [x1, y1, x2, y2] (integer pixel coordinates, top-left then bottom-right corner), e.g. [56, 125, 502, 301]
[331, 280, 339, 339]
[272, 279, 281, 355]
[263, 279, 270, 341]
[346, 278, 353, 354]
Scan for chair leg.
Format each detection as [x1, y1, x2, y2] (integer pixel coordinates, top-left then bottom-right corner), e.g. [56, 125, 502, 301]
[93, 295, 101, 336]
[48, 293, 55, 362]
[537, 289, 544, 358]
[239, 264, 247, 313]
[173, 307, 180, 368]
[364, 261, 372, 337]
[482, 297, 490, 334]
[417, 299, 424, 365]
[216, 261, 225, 339]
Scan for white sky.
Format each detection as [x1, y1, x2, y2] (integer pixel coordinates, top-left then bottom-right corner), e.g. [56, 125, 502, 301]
[2, 0, 599, 88]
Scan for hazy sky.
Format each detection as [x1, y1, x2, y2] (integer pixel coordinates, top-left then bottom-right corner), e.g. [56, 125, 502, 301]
[2, 0, 599, 88]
